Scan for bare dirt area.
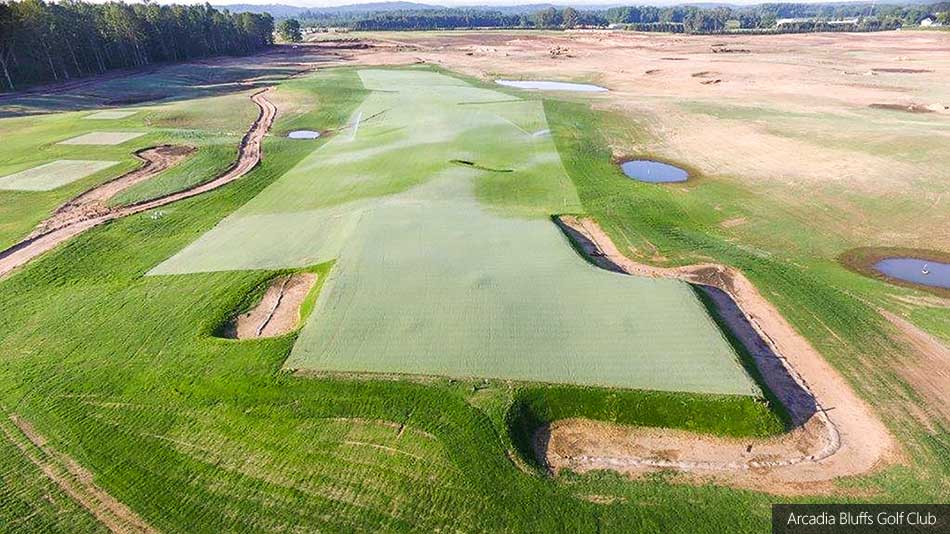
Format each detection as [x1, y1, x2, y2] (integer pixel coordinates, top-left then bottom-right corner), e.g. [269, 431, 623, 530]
[0, 89, 277, 281]
[0, 412, 155, 533]
[347, 30, 950, 250]
[222, 272, 318, 339]
[547, 216, 896, 495]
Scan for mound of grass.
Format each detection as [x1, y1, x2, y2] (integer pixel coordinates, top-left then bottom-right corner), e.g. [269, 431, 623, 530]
[507, 385, 785, 469]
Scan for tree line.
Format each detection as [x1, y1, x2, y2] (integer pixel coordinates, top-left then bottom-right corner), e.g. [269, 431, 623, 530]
[289, 2, 949, 33]
[0, 0, 275, 92]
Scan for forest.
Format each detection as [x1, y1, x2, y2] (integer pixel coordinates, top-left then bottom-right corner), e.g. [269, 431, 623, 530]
[292, 2, 950, 33]
[0, 0, 275, 92]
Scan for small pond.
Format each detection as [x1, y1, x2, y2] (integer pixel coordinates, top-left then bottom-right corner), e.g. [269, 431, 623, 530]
[288, 130, 321, 139]
[495, 80, 608, 92]
[873, 258, 950, 289]
[620, 160, 689, 183]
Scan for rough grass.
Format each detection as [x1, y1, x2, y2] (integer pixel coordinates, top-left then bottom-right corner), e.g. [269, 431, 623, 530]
[0, 91, 261, 248]
[545, 97, 949, 500]
[0, 65, 944, 533]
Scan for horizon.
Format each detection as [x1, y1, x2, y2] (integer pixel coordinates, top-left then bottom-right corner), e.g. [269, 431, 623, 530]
[132, 0, 905, 8]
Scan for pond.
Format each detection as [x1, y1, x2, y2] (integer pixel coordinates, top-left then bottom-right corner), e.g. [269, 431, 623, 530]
[874, 258, 950, 289]
[620, 160, 689, 183]
[288, 130, 321, 139]
[495, 80, 608, 92]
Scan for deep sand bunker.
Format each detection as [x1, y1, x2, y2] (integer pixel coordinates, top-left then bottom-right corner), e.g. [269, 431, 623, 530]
[546, 217, 896, 494]
[221, 272, 318, 339]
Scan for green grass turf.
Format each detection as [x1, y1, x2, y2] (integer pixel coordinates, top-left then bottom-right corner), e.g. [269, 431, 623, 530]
[151, 68, 758, 395]
[0, 160, 119, 191]
[0, 64, 944, 533]
[0, 91, 258, 249]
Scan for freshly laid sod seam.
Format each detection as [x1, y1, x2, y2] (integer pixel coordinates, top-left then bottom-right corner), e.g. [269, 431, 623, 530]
[0, 160, 120, 191]
[84, 110, 138, 120]
[153, 68, 759, 396]
[58, 132, 145, 145]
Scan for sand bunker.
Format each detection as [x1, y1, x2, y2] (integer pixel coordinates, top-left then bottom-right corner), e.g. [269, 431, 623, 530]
[84, 110, 138, 120]
[221, 272, 318, 339]
[59, 131, 145, 145]
[543, 216, 895, 494]
[0, 160, 119, 191]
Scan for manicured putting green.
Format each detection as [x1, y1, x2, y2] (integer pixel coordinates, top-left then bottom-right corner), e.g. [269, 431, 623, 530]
[0, 159, 119, 191]
[152, 68, 758, 395]
[84, 110, 138, 120]
[58, 131, 144, 145]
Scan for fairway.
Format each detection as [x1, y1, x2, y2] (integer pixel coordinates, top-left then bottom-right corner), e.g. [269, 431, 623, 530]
[153, 68, 757, 395]
[0, 159, 120, 191]
[84, 110, 138, 120]
[58, 131, 145, 145]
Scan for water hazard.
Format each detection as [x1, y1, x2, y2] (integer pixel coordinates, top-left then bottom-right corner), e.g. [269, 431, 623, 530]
[495, 80, 608, 92]
[874, 258, 950, 289]
[620, 160, 689, 183]
[288, 130, 321, 139]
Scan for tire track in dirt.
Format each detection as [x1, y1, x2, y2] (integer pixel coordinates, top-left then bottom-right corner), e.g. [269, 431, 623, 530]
[543, 216, 896, 495]
[0, 88, 277, 281]
[0, 412, 156, 533]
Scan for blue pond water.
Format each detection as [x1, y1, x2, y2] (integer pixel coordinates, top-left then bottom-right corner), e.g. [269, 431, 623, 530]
[874, 258, 950, 289]
[495, 80, 608, 92]
[288, 130, 321, 139]
[620, 160, 689, 183]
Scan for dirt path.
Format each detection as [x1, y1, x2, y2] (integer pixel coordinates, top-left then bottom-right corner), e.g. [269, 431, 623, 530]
[222, 272, 318, 339]
[0, 88, 277, 281]
[0, 412, 156, 533]
[30, 145, 195, 238]
[542, 216, 896, 494]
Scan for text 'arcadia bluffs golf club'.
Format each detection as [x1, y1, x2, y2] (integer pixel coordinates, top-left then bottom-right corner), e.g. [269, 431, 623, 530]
[0, 1, 947, 532]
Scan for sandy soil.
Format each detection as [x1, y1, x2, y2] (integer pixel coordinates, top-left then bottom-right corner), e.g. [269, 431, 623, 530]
[547, 216, 896, 495]
[345, 30, 950, 250]
[1, 413, 155, 533]
[223, 272, 318, 339]
[0, 89, 277, 281]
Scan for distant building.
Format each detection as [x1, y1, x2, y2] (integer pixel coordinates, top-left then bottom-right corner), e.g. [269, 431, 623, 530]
[775, 18, 815, 26]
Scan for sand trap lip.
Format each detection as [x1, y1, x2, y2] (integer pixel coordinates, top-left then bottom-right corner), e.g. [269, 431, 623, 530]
[0, 88, 277, 281]
[540, 216, 896, 495]
[220, 272, 318, 339]
[495, 80, 608, 92]
[288, 130, 321, 139]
